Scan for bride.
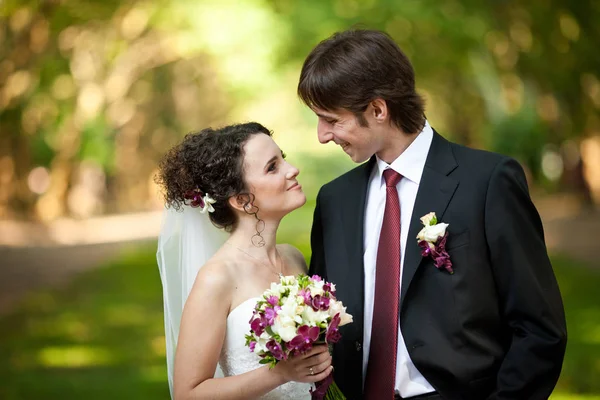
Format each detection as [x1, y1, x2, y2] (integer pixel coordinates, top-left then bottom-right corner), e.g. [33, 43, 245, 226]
[155, 122, 333, 399]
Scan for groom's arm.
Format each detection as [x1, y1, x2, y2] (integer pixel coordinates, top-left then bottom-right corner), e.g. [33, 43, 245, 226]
[485, 157, 567, 400]
[308, 190, 328, 280]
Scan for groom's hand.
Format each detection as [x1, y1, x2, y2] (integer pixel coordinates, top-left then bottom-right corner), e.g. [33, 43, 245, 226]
[273, 345, 333, 384]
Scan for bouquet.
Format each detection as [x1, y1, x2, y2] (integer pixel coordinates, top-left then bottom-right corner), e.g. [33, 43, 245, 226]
[245, 274, 352, 400]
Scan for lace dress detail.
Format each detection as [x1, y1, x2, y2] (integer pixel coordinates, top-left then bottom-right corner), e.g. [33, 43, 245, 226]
[219, 297, 312, 400]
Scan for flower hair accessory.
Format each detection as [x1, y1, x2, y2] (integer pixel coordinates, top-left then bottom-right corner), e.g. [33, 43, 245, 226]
[416, 212, 453, 274]
[183, 188, 216, 213]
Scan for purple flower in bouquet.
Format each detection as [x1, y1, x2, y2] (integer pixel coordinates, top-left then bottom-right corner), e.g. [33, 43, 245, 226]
[326, 313, 342, 344]
[266, 339, 286, 361]
[311, 294, 330, 311]
[267, 295, 279, 307]
[250, 313, 268, 336]
[298, 289, 312, 305]
[264, 305, 281, 326]
[323, 283, 336, 297]
[289, 325, 320, 354]
[310, 369, 334, 398]
[311, 275, 322, 282]
[249, 341, 256, 352]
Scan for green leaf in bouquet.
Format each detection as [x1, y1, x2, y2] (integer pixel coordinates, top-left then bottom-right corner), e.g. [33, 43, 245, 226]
[265, 325, 275, 336]
[297, 274, 310, 288]
[244, 334, 256, 346]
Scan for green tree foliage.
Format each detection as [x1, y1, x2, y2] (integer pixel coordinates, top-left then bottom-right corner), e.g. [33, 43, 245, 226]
[0, 0, 598, 219]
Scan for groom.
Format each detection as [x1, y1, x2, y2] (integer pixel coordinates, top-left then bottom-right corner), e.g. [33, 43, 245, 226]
[301, 29, 566, 400]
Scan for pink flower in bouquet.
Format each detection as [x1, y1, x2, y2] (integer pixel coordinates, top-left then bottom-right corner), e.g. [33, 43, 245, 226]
[298, 288, 312, 304]
[264, 306, 281, 326]
[267, 295, 279, 306]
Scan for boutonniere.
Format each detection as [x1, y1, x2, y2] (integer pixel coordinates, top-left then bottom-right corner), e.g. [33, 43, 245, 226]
[416, 212, 453, 274]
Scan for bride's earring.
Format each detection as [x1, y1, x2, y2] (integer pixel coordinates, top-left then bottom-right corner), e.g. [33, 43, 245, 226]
[252, 219, 265, 247]
[241, 198, 264, 247]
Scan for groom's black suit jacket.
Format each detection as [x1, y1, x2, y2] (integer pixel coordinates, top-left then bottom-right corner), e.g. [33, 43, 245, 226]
[308, 131, 567, 400]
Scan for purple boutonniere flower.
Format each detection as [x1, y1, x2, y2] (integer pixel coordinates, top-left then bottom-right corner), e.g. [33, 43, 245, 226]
[416, 212, 454, 274]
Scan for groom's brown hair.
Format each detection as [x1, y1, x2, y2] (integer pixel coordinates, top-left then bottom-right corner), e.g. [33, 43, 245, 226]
[298, 29, 425, 134]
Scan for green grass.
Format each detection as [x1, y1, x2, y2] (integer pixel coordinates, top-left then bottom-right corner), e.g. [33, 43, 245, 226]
[0, 247, 169, 400]
[1, 240, 599, 398]
[552, 255, 600, 396]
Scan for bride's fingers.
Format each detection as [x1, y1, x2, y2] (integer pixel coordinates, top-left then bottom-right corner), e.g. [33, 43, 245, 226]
[297, 349, 331, 370]
[308, 356, 332, 376]
[306, 365, 334, 383]
[299, 345, 328, 359]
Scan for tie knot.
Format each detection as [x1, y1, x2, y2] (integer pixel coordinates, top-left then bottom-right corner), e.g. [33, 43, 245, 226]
[383, 169, 402, 187]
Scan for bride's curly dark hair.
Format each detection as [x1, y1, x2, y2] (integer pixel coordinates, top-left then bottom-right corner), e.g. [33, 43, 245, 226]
[155, 122, 271, 231]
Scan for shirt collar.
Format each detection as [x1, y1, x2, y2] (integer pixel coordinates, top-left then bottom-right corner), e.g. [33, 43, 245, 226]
[375, 120, 434, 186]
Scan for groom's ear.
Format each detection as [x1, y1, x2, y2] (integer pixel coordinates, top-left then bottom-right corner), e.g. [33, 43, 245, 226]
[369, 98, 388, 123]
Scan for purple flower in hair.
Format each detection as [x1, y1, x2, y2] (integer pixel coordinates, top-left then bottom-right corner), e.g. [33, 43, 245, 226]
[183, 189, 206, 208]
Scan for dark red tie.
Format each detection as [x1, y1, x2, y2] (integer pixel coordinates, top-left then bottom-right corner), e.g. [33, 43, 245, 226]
[365, 169, 402, 400]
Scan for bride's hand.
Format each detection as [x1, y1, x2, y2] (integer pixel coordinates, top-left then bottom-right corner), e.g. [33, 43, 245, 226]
[273, 345, 333, 383]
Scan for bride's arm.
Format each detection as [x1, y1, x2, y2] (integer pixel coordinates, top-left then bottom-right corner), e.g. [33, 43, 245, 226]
[172, 261, 332, 400]
[172, 261, 278, 399]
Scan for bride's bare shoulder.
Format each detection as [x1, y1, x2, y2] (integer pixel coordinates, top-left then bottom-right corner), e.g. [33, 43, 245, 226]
[189, 257, 236, 302]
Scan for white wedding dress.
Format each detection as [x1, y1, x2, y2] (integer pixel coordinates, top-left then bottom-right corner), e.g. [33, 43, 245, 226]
[218, 297, 312, 400]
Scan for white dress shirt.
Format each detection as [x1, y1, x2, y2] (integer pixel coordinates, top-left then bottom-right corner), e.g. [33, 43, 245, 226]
[362, 121, 436, 397]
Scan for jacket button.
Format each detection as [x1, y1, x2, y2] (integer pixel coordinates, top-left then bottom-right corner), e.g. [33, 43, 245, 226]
[355, 341, 362, 352]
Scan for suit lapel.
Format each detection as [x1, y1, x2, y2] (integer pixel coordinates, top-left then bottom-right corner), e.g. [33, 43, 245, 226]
[400, 132, 459, 306]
